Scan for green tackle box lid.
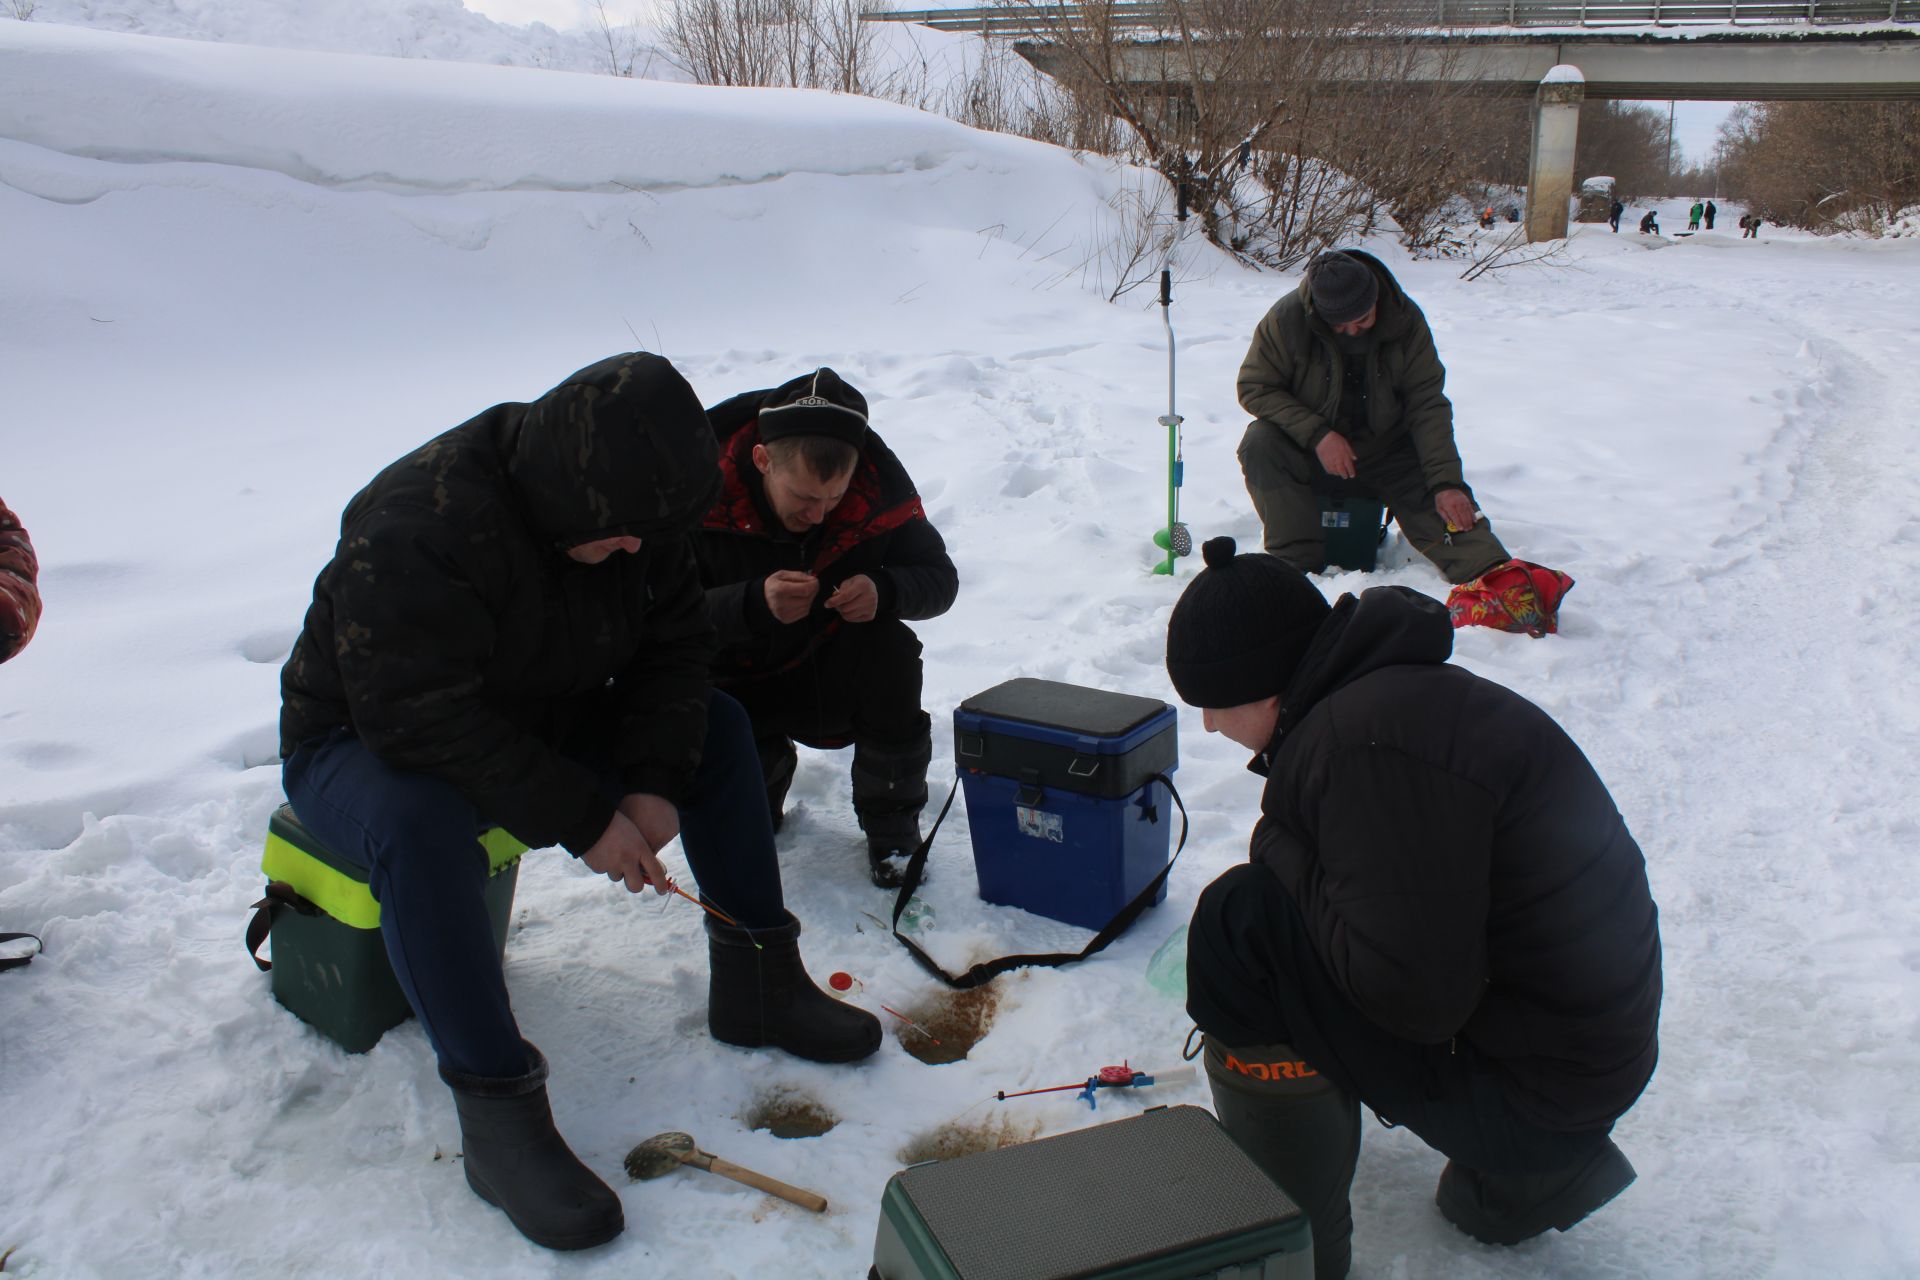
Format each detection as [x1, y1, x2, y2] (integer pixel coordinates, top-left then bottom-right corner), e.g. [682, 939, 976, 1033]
[875, 1105, 1307, 1280]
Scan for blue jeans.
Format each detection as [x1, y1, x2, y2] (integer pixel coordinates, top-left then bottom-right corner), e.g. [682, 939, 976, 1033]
[282, 690, 784, 1078]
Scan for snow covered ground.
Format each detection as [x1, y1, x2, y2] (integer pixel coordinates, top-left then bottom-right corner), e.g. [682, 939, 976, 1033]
[4, 16, 1919, 1280]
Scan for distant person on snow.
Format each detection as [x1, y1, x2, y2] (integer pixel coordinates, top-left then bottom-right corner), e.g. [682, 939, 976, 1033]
[1741, 212, 1761, 239]
[1639, 210, 1660, 235]
[1609, 199, 1625, 233]
[693, 369, 958, 888]
[1479, 205, 1496, 229]
[0, 498, 39, 664]
[278, 353, 880, 1252]
[1688, 200, 1703, 231]
[1704, 199, 1717, 230]
[1165, 536, 1663, 1280]
[1236, 249, 1574, 635]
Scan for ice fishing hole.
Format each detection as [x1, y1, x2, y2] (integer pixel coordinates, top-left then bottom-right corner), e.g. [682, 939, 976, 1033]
[895, 986, 1000, 1065]
[743, 1090, 839, 1139]
[896, 1116, 1036, 1166]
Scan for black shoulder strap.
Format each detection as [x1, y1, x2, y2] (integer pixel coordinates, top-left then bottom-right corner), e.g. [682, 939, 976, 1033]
[888, 773, 1188, 991]
[245, 882, 321, 972]
[0, 932, 42, 973]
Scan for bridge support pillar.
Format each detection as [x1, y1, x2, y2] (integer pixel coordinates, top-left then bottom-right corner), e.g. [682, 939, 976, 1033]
[1525, 65, 1585, 244]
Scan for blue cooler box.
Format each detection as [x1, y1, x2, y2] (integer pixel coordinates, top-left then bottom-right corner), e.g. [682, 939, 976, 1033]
[953, 679, 1177, 932]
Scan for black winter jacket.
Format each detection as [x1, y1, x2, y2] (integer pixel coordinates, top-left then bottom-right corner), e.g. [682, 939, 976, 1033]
[279, 353, 721, 856]
[1252, 586, 1662, 1131]
[692, 390, 957, 683]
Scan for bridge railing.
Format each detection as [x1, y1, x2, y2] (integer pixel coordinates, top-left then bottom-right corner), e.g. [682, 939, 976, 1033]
[866, 0, 1920, 30]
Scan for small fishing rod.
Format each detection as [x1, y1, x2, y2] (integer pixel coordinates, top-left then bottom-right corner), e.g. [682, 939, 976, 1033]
[995, 1061, 1198, 1111]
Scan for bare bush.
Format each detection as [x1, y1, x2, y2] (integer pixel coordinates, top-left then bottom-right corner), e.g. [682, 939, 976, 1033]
[1459, 221, 1574, 281]
[3, 0, 36, 18]
[1573, 101, 1670, 201]
[986, 0, 1486, 269]
[589, 0, 652, 78]
[662, 0, 878, 92]
[1716, 101, 1920, 235]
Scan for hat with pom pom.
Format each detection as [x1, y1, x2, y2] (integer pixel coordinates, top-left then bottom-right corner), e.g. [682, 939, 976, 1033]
[1164, 536, 1333, 709]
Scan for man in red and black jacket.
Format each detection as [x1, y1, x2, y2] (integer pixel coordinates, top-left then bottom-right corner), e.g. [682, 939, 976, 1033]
[694, 368, 958, 887]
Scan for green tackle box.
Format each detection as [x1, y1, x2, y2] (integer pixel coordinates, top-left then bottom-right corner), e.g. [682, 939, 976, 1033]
[1316, 494, 1388, 573]
[870, 1105, 1312, 1280]
[252, 803, 525, 1053]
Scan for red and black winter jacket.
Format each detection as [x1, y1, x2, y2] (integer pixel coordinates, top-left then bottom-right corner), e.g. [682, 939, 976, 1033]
[0, 498, 40, 663]
[692, 391, 957, 684]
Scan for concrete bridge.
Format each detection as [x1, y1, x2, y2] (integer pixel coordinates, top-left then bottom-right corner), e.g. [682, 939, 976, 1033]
[867, 1, 1920, 238]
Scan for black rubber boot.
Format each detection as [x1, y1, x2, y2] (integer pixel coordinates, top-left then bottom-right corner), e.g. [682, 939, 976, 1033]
[706, 911, 882, 1063]
[1204, 1037, 1360, 1280]
[1435, 1138, 1636, 1246]
[852, 720, 931, 888]
[758, 736, 797, 834]
[440, 1042, 624, 1251]
[860, 811, 923, 889]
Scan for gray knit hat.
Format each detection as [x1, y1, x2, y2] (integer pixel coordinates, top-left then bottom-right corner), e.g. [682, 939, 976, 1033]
[1165, 537, 1333, 709]
[1308, 251, 1379, 326]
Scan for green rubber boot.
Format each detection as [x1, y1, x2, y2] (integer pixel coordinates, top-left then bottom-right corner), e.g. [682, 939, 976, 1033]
[1204, 1037, 1360, 1280]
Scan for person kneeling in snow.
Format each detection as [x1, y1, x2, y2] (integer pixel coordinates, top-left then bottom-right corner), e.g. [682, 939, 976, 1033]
[1166, 537, 1662, 1279]
[692, 369, 958, 888]
[278, 353, 879, 1252]
[1235, 249, 1572, 636]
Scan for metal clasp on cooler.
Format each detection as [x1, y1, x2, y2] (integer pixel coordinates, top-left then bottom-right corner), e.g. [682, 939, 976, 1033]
[1066, 754, 1100, 780]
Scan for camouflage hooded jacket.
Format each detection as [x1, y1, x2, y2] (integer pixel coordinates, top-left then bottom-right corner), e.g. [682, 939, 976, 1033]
[279, 353, 721, 855]
[1236, 249, 1467, 499]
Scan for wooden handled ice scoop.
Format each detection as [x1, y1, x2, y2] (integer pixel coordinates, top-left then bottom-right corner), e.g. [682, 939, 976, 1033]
[623, 1131, 828, 1213]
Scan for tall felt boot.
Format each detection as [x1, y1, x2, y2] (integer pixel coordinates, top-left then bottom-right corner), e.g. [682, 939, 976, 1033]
[852, 718, 931, 888]
[706, 911, 882, 1063]
[1435, 1138, 1635, 1246]
[440, 1042, 624, 1251]
[1204, 1037, 1360, 1280]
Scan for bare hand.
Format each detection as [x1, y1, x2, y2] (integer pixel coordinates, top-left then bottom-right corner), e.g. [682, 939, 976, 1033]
[1314, 431, 1358, 480]
[763, 570, 820, 624]
[1435, 489, 1479, 533]
[618, 792, 680, 859]
[581, 808, 669, 895]
[824, 574, 878, 623]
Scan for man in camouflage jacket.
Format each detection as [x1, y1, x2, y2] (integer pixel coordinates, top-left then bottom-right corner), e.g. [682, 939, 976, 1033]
[279, 353, 878, 1252]
[1237, 249, 1511, 584]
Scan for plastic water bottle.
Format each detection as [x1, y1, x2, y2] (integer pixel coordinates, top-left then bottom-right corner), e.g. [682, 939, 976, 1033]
[899, 897, 936, 934]
[1145, 923, 1187, 1000]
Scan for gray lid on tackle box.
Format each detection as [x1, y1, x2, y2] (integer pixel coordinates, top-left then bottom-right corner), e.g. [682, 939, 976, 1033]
[872, 1105, 1308, 1280]
[953, 678, 1177, 801]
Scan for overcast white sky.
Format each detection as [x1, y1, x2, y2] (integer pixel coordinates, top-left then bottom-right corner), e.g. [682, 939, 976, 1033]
[459, 1, 1737, 160]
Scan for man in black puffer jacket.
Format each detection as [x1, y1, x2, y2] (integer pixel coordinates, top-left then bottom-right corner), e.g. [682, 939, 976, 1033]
[279, 353, 879, 1253]
[693, 368, 958, 888]
[1165, 537, 1661, 1279]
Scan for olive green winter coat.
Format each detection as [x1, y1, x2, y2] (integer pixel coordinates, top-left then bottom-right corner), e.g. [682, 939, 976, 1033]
[1236, 250, 1466, 499]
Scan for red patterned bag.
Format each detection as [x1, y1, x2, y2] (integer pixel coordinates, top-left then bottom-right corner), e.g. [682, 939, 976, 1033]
[1447, 559, 1574, 638]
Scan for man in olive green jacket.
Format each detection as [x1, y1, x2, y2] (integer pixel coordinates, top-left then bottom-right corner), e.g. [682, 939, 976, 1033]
[1237, 249, 1509, 584]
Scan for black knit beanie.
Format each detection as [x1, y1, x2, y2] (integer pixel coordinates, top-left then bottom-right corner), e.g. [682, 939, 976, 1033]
[1165, 537, 1333, 709]
[758, 367, 870, 448]
[1308, 251, 1379, 326]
